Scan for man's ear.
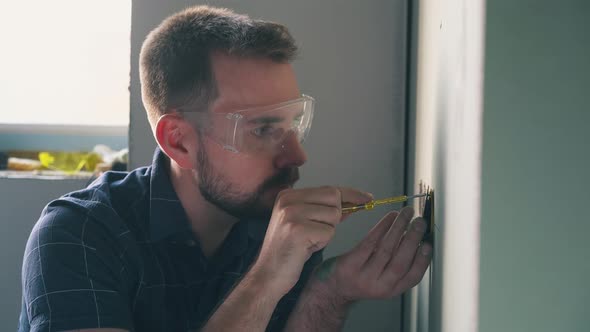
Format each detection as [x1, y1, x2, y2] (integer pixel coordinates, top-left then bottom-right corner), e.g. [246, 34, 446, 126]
[155, 113, 199, 169]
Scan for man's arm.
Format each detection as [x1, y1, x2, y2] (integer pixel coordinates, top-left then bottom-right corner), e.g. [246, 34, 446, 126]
[201, 187, 372, 331]
[20, 202, 133, 332]
[283, 270, 351, 331]
[200, 267, 283, 331]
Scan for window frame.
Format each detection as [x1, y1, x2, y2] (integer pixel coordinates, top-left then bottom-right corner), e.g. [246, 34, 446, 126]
[0, 123, 127, 137]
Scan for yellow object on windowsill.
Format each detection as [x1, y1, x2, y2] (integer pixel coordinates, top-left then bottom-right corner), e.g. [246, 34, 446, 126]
[38, 151, 102, 174]
[7, 157, 42, 171]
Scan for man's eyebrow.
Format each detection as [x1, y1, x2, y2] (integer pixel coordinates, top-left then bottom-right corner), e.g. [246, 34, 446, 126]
[247, 112, 304, 124]
[247, 116, 285, 124]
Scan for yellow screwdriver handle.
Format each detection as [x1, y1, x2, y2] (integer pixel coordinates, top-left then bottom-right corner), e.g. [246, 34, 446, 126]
[342, 195, 409, 214]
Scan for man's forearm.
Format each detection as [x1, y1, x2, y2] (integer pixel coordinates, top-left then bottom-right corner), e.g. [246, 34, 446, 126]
[202, 268, 283, 332]
[284, 278, 352, 332]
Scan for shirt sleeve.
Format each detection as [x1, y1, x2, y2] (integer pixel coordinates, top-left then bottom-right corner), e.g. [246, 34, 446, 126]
[265, 250, 324, 332]
[20, 201, 133, 332]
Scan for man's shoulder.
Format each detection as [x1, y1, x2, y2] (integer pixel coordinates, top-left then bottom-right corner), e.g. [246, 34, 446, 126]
[23, 167, 155, 281]
[34, 166, 152, 239]
[62, 167, 149, 212]
[20, 170, 151, 332]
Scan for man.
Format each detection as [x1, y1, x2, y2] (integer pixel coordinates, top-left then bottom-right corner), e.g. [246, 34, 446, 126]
[19, 5, 432, 332]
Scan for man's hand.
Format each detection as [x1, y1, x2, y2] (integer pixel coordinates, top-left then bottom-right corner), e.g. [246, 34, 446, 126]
[250, 186, 373, 297]
[314, 207, 432, 303]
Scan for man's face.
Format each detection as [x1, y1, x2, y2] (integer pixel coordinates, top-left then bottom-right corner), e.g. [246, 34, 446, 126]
[192, 54, 307, 220]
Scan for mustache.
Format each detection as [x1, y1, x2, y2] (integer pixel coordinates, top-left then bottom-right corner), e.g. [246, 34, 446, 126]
[262, 168, 299, 189]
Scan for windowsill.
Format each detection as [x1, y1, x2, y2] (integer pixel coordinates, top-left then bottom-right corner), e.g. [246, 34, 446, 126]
[0, 170, 94, 180]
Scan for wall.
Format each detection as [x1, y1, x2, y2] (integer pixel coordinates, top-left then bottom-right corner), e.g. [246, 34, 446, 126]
[479, 1, 590, 332]
[406, 0, 485, 331]
[130, 0, 410, 331]
[408, 1, 590, 332]
[0, 178, 89, 330]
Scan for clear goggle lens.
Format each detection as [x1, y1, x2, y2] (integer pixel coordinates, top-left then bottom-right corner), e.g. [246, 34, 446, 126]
[206, 95, 315, 156]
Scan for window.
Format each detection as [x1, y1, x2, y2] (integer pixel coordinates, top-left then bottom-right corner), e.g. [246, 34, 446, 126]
[0, 0, 131, 130]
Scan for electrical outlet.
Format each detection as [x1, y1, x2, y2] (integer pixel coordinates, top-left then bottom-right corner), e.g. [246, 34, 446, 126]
[418, 181, 435, 244]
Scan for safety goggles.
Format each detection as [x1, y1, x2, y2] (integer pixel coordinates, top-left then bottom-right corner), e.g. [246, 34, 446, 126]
[181, 94, 315, 156]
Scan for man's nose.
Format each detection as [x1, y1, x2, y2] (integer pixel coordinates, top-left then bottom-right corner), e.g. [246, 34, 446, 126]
[273, 131, 307, 169]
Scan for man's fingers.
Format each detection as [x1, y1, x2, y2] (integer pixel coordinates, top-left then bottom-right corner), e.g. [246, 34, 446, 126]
[362, 207, 414, 274]
[348, 210, 399, 263]
[278, 186, 372, 209]
[380, 217, 426, 281]
[298, 220, 337, 253]
[337, 186, 374, 206]
[299, 204, 342, 226]
[390, 242, 432, 295]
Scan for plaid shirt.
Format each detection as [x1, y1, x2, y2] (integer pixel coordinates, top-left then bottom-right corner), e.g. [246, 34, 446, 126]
[19, 148, 322, 332]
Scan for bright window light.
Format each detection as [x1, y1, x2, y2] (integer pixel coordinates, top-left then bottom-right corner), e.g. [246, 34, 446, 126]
[0, 0, 131, 127]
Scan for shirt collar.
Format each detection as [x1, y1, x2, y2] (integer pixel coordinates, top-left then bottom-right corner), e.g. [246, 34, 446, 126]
[147, 147, 267, 245]
[148, 147, 192, 242]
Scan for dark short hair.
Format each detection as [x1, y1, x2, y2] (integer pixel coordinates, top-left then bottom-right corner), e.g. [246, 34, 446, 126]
[139, 5, 298, 126]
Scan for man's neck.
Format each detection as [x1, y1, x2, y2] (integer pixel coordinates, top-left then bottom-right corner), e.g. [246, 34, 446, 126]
[169, 161, 239, 258]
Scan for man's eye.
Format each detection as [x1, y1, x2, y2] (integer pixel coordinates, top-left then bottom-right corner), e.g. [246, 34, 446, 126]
[252, 125, 276, 137]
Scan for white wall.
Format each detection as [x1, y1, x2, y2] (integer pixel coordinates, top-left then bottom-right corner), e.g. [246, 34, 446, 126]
[130, 0, 410, 331]
[406, 0, 485, 331]
[408, 1, 590, 332]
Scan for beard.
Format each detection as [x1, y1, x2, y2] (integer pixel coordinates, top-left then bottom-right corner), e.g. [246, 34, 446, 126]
[195, 142, 299, 221]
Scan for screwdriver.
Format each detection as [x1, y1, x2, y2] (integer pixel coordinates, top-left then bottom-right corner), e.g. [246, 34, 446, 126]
[342, 193, 428, 214]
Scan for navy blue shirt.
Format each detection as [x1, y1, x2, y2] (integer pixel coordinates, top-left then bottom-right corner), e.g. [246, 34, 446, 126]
[19, 148, 322, 332]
